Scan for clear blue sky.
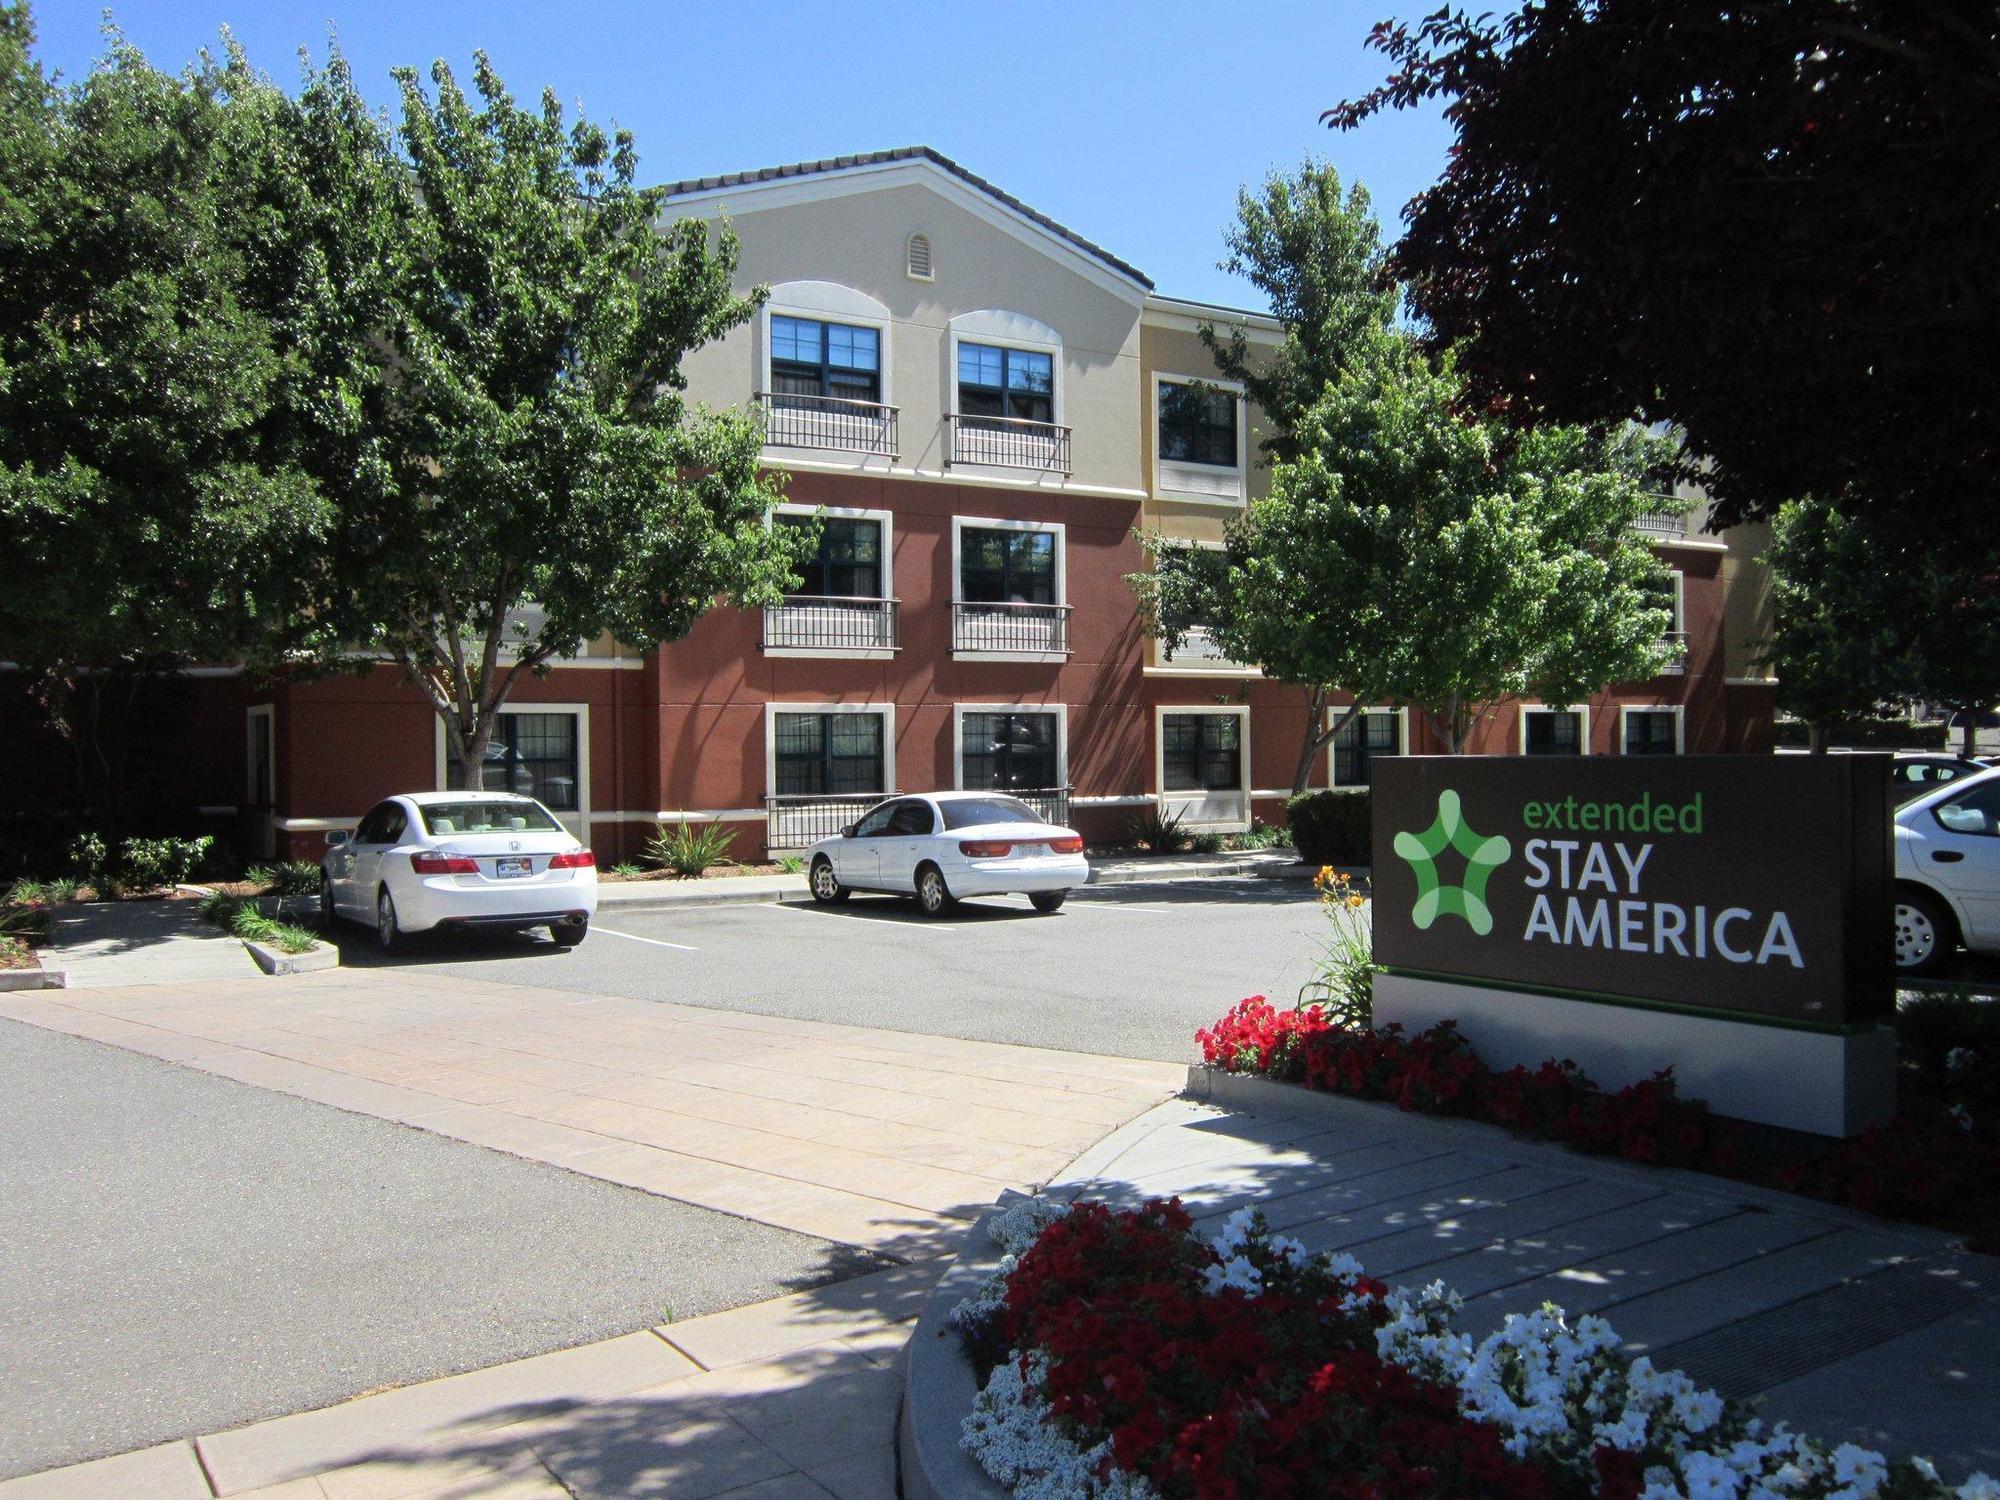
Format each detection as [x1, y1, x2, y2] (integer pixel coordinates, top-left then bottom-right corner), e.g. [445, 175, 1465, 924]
[28, 0, 1453, 309]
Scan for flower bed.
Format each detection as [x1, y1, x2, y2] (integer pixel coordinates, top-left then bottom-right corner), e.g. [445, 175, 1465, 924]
[1196, 997, 2000, 1234]
[956, 1197, 1996, 1500]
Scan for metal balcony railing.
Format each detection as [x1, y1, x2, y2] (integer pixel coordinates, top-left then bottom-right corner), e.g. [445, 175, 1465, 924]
[952, 601, 1072, 655]
[1008, 786, 1073, 827]
[1162, 627, 1251, 670]
[766, 791, 898, 850]
[756, 392, 898, 457]
[762, 596, 900, 652]
[1634, 508, 1690, 539]
[1659, 630, 1688, 674]
[946, 412, 1072, 474]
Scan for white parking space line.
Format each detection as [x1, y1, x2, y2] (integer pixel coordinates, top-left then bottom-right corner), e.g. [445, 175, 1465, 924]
[1064, 900, 1177, 915]
[592, 925, 699, 952]
[773, 904, 957, 935]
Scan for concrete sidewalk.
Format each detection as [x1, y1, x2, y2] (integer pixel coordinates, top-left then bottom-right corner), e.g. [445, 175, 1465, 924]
[0, 1259, 936, 1499]
[46, 899, 256, 988]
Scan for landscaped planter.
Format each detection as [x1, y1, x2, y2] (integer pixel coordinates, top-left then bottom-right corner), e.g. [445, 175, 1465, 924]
[0, 964, 65, 991]
[242, 937, 339, 977]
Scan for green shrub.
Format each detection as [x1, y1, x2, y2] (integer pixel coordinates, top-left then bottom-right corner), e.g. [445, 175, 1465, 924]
[608, 862, 645, 878]
[777, 855, 806, 874]
[231, 906, 319, 954]
[118, 835, 215, 891]
[646, 821, 737, 877]
[0, 901, 54, 944]
[67, 831, 108, 886]
[1188, 829, 1226, 855]
[260, 861, 322, 897]
[198, 890, 246, 927]
[1126, 803, 1189, 854]
[1232, 822, 1289, 851]
[1287, 789, 1372, 866]
[1771, 716, 1948, 750]
[1299, 869, 1377, 1028]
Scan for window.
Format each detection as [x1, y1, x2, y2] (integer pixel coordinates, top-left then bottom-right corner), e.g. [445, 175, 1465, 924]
[446, 712, 579, 810]
[940, 796, 1046, 830]
[1934, 781, 2000, 837]
[958, 342, 1054, 425]
[1644, 570, 1685, 633]
[962, 711, 1060, 793]
[355, 801, 407, 846]
[1333, 710, 1402, 786]
[773, 712, 885, 797]
[776, 514, 883, 599]
[1524, 709, 1585, 756]
[1164, 713, 1242, 792]
[1624, 709, 1680, 756]
[960, 526, 1056, 605]
[418, 798, 562, 836]
[1158, 381, 1239, 468]
[770, 315, 881, 404]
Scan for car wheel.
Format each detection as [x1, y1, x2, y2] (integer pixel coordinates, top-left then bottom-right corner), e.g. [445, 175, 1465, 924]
[809, 857, 850, 904]
[550, 916, 588, 948]
[1029, 890, 1067, 914]
[1893, 886, 1955, 976]
[376, 888, 405, 955]
[319, 872, 338, 929]
[915, 863, 955, 917]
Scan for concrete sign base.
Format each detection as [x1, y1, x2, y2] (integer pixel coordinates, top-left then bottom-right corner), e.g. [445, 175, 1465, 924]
[1374, 973, 1897, 1138]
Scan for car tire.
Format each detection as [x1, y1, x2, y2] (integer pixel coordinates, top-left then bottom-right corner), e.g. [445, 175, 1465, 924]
[809, 857, 850, 904]
[1029, 890, 1067, 914]
[376, 888, 405, 955]
[915, 863, 955, 918]
[320, 872, 338, 929]
[1893, 886, 1955, 976]
[550, 916, 588, 948]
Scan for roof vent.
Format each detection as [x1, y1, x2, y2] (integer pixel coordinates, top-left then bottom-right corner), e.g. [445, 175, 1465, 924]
[906, 232, 933, 282]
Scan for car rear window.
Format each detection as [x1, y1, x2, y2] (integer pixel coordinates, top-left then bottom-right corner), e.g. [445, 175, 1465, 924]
[939, 796, 1046, 830]
[418, 799, 562, 836]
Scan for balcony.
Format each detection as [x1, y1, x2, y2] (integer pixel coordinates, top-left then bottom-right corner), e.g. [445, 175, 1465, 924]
[1659, 630, 1688, 674]
[762, 596, 899, 654]
[1634, 508, 1690, 540]
[1159, 627, 1253, 671]
[756, 392, 898, 458]
[946, 413, 1072, 475]
[952, 601, 1072, 657]
[766, 791, 897, 850]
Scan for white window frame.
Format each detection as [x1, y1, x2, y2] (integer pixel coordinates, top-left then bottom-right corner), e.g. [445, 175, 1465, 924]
[950, 515, 1068, 663]
[764, 503, 897, 661]
[1326, 705, 1409, 788]
[1519, 704, 1592, 756]
[1659, 568, 1688, 676]
[763, 702, 897, 802]
[1152, 372, 1248, 506]
[1619, 703, 1686, 756]
[759, 283, 893, 408]
[244, 703, 275, 805]
[1144, 537, 1259, 676]
[433, 703, 592, 840]
[1154, 704, 1252, 830]
[951, 703, 1069, 793]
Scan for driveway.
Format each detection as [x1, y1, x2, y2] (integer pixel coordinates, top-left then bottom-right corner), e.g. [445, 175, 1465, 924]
[326, 878, 1330, 1061]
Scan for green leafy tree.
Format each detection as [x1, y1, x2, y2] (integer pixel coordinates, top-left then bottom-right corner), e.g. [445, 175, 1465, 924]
[334, 55, 802, 789]
[1137, 334, 1676, 786]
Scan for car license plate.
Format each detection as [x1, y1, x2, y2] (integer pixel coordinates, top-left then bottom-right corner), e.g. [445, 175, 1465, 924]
[494, 856, 532, 878]
[1016, 843, 1045, 856]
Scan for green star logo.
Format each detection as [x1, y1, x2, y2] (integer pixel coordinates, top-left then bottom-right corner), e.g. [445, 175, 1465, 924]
[1393, 790, 1513, 936]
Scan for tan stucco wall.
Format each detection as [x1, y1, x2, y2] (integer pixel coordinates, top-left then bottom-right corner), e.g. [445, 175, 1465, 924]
[1719, 520, 1775, 681]
[1136, 320, 1276, 547]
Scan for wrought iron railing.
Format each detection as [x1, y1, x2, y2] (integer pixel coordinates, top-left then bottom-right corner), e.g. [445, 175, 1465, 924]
[756, 392, 898, 457]
[946, 412, 1072, 474]
[1162, 627, 1251, 669]
[766, 791, 899, 850]
[1009, 786, 1073, 827]
[952, 601, 1072, 655]
[763, 596, 900, 652]
[1659, 630, 1688, 673]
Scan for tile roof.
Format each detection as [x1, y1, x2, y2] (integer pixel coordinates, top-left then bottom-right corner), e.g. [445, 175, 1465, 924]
[656, 146, 1154, 290]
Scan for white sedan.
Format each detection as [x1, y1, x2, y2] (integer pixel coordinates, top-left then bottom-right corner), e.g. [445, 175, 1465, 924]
[1894, 765, 2000, 974]
[320, 791, 597, 952]
[806, 792, 1088, 917]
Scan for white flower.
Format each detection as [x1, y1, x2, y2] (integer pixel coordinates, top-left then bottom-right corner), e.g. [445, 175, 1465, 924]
[1949, 1102, 1975, 1135]
[1957, 1476, 2000, 1500]
[1946, 1046, 1979, 1073]
[1200, 1254, 1262, 1296]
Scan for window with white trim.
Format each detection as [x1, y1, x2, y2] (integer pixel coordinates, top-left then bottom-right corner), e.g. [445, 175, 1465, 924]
[445, 711, 580, 810]
[960, 526, 1057, 605]
[1163, 712, 1242, 792]
[1333, 710, 1402, 786]
[1524, 709, 1585, 756]
[773, 712, 885, 797]
[770, 316, 880, 404]
[776, 514, 883, 599]
[961, 711, 1060, 793]
[1624, 709, 1680, 756]
[1158, 381, 1239, 468]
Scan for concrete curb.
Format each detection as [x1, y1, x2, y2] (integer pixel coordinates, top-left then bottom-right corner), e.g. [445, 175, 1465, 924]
[595, 880, 807, 913]
[900, 1199, 1021, 1500]
[0, 966, 65, 991]
[242, 938, 340, 976]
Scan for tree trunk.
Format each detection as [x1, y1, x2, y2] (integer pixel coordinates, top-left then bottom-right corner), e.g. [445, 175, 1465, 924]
[1808, 722, 1829, 754]
[1962, 712, 1977, 759]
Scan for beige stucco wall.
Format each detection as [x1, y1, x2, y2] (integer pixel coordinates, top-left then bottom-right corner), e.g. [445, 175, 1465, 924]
[1720, 520, 1775, 681]
[1136, 319, 1276, 547]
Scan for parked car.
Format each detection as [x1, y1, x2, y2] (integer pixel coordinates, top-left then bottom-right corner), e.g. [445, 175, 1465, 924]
[807, 792, 1088, 917]
[1893, 766, 2000, 974]
[320, 791, 596, 953]
[1887, 752, 1989, 806]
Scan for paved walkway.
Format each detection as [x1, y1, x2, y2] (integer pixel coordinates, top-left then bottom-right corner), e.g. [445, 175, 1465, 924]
[45, 898, 256, 988]
[0, 970, 1181, 1260]
[1059, 1082, 1997, 1481]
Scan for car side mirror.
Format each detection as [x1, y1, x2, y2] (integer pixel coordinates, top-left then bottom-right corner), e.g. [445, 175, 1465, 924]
[325, 830, 349, 848]
[840, 824, 857, 838]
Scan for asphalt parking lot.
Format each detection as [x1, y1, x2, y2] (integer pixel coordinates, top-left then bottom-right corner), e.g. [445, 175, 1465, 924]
[330, 878, 1329, 1061]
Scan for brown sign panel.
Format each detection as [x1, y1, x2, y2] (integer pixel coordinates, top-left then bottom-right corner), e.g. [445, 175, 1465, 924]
[1370, 755, 1893, 1027]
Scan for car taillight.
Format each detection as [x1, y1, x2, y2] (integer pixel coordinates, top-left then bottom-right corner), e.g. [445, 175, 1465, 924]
[959, 840, 1013, 857]
[410, 852, 479, 875]
[1048, 835, 1084, 854]
[549, 850, 596, 869]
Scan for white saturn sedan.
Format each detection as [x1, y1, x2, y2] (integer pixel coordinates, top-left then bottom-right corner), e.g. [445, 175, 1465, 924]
[320, 791, 597, 953]
[1894, 765, 2000, 975]
[806, 792, 1089, 917]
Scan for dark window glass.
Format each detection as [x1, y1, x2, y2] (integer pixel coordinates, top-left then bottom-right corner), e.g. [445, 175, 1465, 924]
[448, 712, 580, 810]
[776, 514, 883, 598]
[1163, 713, 1242, 792]
[770, 315, 880, 404]
[355, 801, 400, 844]
[960, 527, 1056, 604]
[774, 713, 885, 797]
[957, 342, 1054, 424]
[888, 801, 935, 835]
[939, 796, 1046, 830]
[1158, 382, 1239, 467]
[851, 801, 897, 837]
[418, 798, 563, 835]
[961, 712, 1059, 792]
[1333, 711, 1401, 786]
[1623, 710, 1679, 755]
[1525, 712, 1583, 756]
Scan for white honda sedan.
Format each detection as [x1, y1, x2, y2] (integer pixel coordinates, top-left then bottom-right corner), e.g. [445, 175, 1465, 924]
[320, 791, 597, 952]
[806, 792, 1088, 917]
[1894, 765, 2000, 974]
